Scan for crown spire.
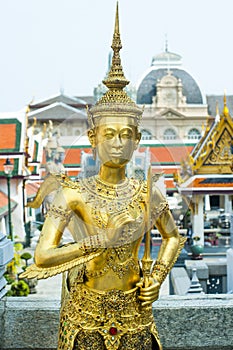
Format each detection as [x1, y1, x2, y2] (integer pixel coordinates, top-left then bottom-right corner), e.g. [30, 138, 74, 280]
[103, 1, 129, 89]
[88, 2, 143, 127]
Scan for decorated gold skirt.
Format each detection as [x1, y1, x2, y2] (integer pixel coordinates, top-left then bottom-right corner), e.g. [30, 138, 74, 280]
[58, 283, 162, 350]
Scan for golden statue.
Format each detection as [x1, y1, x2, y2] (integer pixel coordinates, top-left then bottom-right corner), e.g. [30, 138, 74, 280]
[21, 4, 185, 349]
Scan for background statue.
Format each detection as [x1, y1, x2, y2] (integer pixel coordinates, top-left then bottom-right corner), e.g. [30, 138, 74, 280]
[22, 4, 185, 349]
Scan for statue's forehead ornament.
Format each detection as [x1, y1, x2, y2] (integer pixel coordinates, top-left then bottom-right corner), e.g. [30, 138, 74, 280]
[87, 2, 143, 129]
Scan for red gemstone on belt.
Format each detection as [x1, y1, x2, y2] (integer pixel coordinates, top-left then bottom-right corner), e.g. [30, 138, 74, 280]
[109, 327, 117, 335]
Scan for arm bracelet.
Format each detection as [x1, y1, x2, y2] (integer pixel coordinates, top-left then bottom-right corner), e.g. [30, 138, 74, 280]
[46, 204, 72, 223]
[152, 259, 170, 285]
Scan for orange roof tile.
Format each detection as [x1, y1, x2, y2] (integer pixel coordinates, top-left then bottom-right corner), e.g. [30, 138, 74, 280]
[0, 124, 16, 150]
[26, 182, 40, 198]
[187, 177, 233, 188]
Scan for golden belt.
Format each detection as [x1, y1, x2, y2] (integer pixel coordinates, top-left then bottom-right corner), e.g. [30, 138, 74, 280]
[58, 284, 157, 350]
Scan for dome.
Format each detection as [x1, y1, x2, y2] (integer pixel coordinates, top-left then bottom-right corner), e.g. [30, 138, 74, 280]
[137, 51, 203, 105]
[151, 51, 182, 66]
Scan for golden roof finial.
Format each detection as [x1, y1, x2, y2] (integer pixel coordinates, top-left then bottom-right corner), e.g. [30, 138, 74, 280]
[103, 1, 129, 90]
[216, 101, 219, 116]
[223, 90, 229, 116]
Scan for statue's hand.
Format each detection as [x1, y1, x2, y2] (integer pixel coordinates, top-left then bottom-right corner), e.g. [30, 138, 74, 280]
[136, 277, 160, 307]
[106, 210, 135, 242]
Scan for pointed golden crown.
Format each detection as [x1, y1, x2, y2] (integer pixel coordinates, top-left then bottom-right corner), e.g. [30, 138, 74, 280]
[88, 2, 143, 127]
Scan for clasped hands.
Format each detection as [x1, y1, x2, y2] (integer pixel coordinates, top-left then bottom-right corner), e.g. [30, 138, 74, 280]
[107, 210, 161, 306]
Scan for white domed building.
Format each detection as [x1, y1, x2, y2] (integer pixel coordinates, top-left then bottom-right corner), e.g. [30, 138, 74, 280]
[135, 49, 209, 193]
[137, 49, 208, 142]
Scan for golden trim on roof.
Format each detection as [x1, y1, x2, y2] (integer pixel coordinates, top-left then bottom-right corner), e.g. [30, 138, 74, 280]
[181, 96, 233, 177]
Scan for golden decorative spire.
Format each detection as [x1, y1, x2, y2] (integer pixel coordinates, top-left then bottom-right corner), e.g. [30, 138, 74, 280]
[103, 1, 129, 90]
[223, 91, 229, 116]
[88, 2, 143, 127]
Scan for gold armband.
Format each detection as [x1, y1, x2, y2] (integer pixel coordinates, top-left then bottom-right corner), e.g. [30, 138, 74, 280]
[79, 234, 105, 253]
[155, 200, 169, 218]
[46, 204, 72, 223]
[152, 259, 170, 285]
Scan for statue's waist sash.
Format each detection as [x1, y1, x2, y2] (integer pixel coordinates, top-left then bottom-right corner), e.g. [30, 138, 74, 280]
[59, 284, 159, 349]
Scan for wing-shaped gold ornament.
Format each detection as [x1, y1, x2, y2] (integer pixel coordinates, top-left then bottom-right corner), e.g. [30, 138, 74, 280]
[19, 250, 103, 280]
[27, 173, 69, 209]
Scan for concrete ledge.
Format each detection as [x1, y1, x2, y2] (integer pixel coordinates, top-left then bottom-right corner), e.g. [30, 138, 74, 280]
[0, 297, 60, 350]
[1, 295, 233, 350]
[154, 294, 233, 349]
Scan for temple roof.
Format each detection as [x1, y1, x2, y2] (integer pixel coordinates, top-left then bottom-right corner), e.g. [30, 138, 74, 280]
[189, 101, 233, 175]
[30, 93, 88, 109]
[0, 111, 27, 177]
[179, 175, 233, 195]
[178, 98, 233, 194]
[28, 102, 87, 122]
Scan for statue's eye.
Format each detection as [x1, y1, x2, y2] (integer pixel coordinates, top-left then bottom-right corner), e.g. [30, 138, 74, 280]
[121, 131, 132, 139]
[104, 132, 115, 139]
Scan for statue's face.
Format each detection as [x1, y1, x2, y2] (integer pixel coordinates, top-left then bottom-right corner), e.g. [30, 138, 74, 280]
[93, 118, 140, 168]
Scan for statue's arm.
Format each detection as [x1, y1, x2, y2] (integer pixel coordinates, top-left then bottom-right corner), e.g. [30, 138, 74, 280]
[137, 184, 185, 306]
[34, 188, 83, 268]
[151, 186, 186, 285]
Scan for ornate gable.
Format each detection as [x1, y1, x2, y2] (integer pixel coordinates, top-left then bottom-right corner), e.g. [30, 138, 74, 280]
[160, 108, 185, 119]
[191, 102, 233, 174]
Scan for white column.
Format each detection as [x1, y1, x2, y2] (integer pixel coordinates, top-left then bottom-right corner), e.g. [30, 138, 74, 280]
[204, 194, 210, 211]
[192, 195, 204, 245]
[227, 248, 233, 292]
[0, 217, 7, 236]
[227, 214, 233, 292]
[224, 195, 232, 214]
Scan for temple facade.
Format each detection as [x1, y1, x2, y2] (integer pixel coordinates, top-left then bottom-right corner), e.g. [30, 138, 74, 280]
[177, 97, 233, 244]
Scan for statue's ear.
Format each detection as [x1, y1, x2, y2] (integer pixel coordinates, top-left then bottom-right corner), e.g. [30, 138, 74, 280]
[88, 129, 96, 148]
[134, 132, 141, 150]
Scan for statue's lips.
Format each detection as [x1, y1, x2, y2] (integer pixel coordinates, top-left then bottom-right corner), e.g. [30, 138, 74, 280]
[110, 152, 123, 157]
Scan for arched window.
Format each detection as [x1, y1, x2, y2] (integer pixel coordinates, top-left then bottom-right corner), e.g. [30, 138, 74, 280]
[75, 129, 81, 136]
[141, 129, 152, 140]
[188, 128, 201, 140]
[163, 128, 177, 140]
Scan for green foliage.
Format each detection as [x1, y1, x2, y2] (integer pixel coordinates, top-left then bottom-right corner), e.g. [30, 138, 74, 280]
[4, 273, 15, 285]
[20, 252, 33, 267]
[7, 280, 30, 297]
[20, 252, 32, 261]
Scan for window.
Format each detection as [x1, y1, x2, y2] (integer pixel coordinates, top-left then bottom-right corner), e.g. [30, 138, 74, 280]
[163, 128, 177, 140]
[188, 128, 201, 140]
[75, 129, 81, 136]
[141, 129, 152, 140]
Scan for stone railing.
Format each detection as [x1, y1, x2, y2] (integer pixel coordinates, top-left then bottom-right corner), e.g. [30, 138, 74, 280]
[1, 294, 233, 350]
[0, 233, 14, 299]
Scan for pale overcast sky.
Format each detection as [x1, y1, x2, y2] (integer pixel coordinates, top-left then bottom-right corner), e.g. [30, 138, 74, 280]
[0, 0, 233, 112]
